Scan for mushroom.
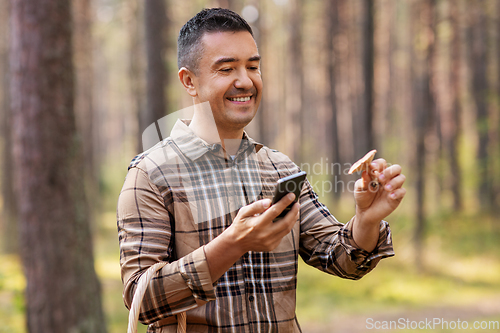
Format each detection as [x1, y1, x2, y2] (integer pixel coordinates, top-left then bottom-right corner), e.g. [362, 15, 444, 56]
[348, 149, 379, 188]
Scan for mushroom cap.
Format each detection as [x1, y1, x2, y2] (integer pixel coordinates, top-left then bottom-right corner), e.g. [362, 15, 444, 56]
[348, 149, 377, 174]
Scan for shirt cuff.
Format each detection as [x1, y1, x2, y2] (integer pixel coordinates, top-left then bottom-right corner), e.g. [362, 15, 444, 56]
[339, 219, 395, 269]
[177, 246, 216, 305]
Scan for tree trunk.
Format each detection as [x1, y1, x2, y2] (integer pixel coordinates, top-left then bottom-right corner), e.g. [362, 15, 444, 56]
[10, 0, 106, 332]
[335, 0, 355, 172]
[326, 0, 342, 200]
[128, 0, 146, 154]
[1, 0, 18, 254]
[359, 0, 375, 154]
[254, 0, 269, 145]
[448, 0, 463, 211]
[470, 0, 491, 210]
[73, 0, 95, 181]
[287, 0, 304, 163]
[412, 0, 436, 272]
[497, 0, 500, 210]
[73, 0, 98, 225]
[376, 0, 394, 150]
[143, 0, 167, 146]
[428, 0, 441, 208]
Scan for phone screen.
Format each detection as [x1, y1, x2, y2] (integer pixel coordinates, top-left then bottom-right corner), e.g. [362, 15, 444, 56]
[271, 171, 307, 219]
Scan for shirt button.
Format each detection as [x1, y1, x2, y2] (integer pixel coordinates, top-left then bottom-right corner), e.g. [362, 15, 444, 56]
[248, 295, 255, 302]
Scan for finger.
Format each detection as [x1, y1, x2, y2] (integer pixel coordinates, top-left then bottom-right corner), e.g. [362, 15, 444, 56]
[239, 198, 272, 218]
[379, 164, 402, 184]
[384, 174, 406, 192]
[283, 202, 300, 222]
[274, 202, 299, 235]
[263, 192, 296, 220]
[370, 158, 387, 178]
[388, 187, 406, 201]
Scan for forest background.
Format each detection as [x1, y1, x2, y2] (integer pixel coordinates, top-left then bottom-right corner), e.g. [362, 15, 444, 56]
[1, 0, 500, 332]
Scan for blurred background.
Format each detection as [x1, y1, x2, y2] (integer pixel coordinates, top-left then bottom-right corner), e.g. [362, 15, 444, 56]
[1, 0, 499, 332]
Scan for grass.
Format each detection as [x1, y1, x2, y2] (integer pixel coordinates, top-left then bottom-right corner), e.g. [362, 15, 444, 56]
[0, 255, 25, 333]
[296, 254, 500, 325]
[1, 210, 499, 332]
[295, 211, 500, 331]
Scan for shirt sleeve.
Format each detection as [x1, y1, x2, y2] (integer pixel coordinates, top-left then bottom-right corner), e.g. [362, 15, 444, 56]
[298, 179, 395, 280]
[117, 166, 216, 324]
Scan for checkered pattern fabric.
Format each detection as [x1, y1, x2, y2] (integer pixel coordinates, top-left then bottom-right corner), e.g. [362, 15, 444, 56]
[117, 120, 394, 333]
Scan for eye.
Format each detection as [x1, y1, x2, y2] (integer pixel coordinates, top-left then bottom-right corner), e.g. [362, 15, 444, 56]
[220, 67, 233, 72]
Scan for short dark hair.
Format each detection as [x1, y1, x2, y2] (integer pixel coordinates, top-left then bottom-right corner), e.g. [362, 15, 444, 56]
[177, 8, 254, 73]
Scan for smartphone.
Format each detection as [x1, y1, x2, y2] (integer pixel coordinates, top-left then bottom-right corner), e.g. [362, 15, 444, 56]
[271, 171, 307, 219]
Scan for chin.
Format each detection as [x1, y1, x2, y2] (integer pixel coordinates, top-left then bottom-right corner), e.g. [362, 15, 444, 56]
[234, 113, 257, 127]
[226, 109, 257, 124]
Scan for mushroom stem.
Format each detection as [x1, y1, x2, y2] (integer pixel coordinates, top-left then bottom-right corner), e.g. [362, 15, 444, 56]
[367, 162, 379, 189]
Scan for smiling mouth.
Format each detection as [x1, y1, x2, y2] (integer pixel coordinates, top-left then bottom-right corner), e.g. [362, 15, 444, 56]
[227, 96, 251, 102]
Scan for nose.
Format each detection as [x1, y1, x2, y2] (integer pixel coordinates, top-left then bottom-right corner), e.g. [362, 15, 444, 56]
[234, 68, 253, 90]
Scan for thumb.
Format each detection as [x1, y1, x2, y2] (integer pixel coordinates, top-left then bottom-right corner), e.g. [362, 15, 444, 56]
[240, 198, 272, 217]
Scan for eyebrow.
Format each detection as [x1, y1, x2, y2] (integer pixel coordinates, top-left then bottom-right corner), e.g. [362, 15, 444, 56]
[214, 55, 261, 65]
[249, 55, 261, 62]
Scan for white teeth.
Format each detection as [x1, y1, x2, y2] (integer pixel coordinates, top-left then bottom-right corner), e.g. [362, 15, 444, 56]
[229, 96, 251, 102]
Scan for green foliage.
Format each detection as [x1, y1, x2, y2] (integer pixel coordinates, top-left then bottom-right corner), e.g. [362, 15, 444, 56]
[0, 256, 25, 333]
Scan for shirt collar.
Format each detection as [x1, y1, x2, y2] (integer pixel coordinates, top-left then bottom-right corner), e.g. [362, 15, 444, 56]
[170, 119, 264, 161]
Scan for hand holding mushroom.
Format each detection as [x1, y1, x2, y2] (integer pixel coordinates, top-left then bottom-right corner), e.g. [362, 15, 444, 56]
[348, 150, 406, 252]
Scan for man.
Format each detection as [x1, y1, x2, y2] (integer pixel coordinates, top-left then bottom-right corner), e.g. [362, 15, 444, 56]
[117, 8, 406, 332]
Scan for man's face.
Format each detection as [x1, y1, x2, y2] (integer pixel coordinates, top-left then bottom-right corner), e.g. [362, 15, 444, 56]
[190, 31, 263, 134]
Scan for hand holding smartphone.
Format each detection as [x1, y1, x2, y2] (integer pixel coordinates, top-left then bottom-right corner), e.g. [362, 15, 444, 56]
[271, 171, 307, 219]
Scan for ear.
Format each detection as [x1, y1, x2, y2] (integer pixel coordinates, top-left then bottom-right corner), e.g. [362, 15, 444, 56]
[178, 67, 198, 97]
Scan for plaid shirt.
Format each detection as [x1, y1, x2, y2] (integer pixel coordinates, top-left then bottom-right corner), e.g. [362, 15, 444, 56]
[117, 120, 394, 333]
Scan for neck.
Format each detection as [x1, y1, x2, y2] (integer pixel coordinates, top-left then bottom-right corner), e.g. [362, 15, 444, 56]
[188, 102, 244, 156]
